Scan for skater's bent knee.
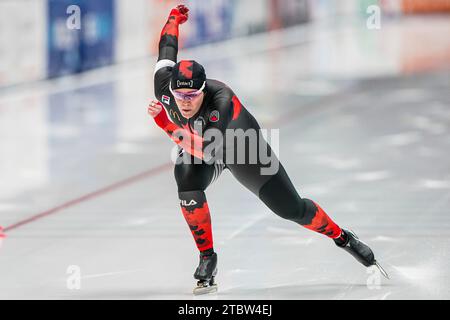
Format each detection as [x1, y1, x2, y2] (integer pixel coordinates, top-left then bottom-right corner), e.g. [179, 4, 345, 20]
[174, 163, 214, 192]
[272, 198, 318, 224]
[258, 173, 308, 223]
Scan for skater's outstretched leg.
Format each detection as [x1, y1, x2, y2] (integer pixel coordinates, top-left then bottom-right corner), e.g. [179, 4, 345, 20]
[232, 163, 344, 239]
[230, 162, 388, 277]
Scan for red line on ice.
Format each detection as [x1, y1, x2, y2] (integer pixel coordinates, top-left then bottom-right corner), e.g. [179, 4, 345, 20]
[3, 163, 172, 233]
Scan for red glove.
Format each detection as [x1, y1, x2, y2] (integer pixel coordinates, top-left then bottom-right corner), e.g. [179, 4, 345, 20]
[169, 4, 189, 24]
[150, 101, 171, 129]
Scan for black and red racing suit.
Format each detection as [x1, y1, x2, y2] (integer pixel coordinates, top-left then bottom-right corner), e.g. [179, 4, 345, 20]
[152, 7, 344, 253]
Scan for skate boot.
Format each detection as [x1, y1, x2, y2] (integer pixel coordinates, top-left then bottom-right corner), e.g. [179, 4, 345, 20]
[193, 251, 218, 295]
[335, 229, 389, 279]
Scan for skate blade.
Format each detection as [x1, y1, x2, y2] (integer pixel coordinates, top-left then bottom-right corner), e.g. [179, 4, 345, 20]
[193, 284, 218, 295]
[374, 261, 390, 279]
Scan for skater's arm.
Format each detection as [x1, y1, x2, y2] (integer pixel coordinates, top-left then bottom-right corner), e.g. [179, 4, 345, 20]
[154, 5, 189, 71]
[154, 5, 189, 100]
[149, 101, 205, 160]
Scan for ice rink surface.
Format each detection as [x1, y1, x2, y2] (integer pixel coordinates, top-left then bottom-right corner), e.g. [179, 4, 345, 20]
[0, 16, 449, 299]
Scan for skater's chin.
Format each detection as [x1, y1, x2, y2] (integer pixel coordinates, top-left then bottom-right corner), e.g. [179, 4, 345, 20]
[180, 109, 195, 118]
[181, 112, 192, 118]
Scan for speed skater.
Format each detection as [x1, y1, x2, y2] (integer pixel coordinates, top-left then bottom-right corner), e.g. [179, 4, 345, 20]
[148, 4, 388, 295]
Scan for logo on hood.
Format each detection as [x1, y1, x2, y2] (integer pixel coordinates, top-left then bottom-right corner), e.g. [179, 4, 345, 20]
[177, 80, 193, 88]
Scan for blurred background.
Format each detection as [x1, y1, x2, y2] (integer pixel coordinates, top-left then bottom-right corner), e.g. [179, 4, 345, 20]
[0, 0, 449, 299]
[1, 0, 449, 85]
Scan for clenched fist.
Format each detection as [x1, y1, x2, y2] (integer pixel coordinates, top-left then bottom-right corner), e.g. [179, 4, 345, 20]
[148, 100, 163, 118]
[170, 4, 189, 24]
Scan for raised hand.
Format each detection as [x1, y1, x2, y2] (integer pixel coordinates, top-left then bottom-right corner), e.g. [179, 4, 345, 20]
[170, 4, 189, 24]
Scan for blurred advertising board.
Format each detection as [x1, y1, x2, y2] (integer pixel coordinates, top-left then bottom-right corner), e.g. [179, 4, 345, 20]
[1, 0, 312, 85]
[143, 0, 310, 56]
[401, 0, 450, 13]
[47, 0, 114, 78]
[183, 0, 310, 46]
[309, 0, 361, 20]
[381, 0, 450, 14]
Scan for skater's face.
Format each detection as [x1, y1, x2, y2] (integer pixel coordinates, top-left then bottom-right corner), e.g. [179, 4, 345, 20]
[173, 88, 205, 119]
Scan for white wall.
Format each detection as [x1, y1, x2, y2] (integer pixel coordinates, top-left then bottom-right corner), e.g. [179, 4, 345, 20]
[0, 0, 47, 87]
[114, 0, 153, 62]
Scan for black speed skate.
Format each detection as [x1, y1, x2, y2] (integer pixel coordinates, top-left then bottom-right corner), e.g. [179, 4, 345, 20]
[335, 229, 389, 279]
[193, 251, 218, 295]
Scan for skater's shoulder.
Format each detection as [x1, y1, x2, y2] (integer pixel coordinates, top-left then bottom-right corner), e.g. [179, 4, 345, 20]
[154, 65, 172, 97]
[206, 79, 234, 98]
